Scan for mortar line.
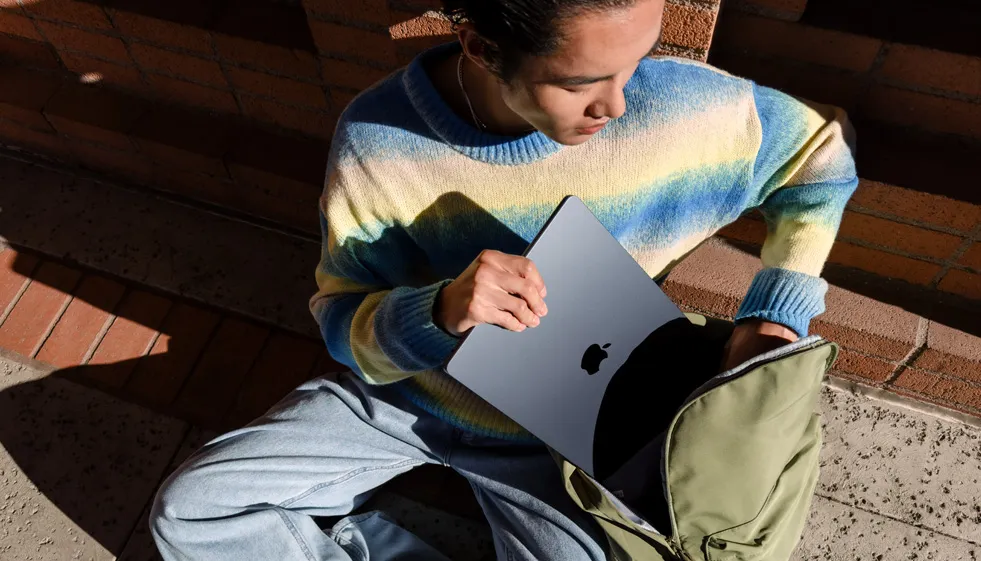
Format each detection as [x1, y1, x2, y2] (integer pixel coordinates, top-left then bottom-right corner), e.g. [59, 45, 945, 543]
[29, 274, 83, 359]
[845, 204, 979, 239]
[884, 317, 929, 385]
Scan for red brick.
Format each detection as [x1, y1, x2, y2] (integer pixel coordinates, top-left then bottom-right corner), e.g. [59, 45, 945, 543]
[58, 51, 147, 92]
[130, 43, 227, 87]
[227, 164, 321, 232]
[44, 82, 147, 150]
[731, 0, 807, 21]
[0, 66, 64, 131]
[892, 368, 981, 413]
[321, 57, 390, 91]
[110, 10, 213, 55]
[0, 261, 80, 357]
[0, 10, 42, 40]
[848, 180, 981, 234]
[330, 88, 357, 111]
[713, 13, 882, 72]
[171, 318, 269, 427]
[213, 34, 319, 79]
[227, 333, 323, 425]
[716, 215, 767, 246]
[913, 322, 981, 383]
[389, 11, 453, 42]
[711, 51, 865, 111]
[0, 118, 70, 158]
[150, 165, 238, 206]
[226, 67, 327, 108]
[832, 348, 896, 383]
[131, 106, 231, 177]
[305, 0, 392, 26]
[879, 44, 981, 99]
[938, 269, 981, 300]
[24, 0, 111, 29]
[862, 85, 981, 140]
[225, 128, 327, 185]
[0, 0, 24, 13]
[125, 303, 220, 407]
[662, 3, 717, 51]
[35, 275, 125, 368]
[837, 211, 964, 261]
[0, 248, 39, 318]
[68, 139, 154, 182]
[0, 33, 62, 69]
[146, 74, 240, 114]
[827, 241, 942, 285]
[86, 290, 172, 388]
[310, 20, 397, 66]
[240, 95, 336, 138]
[958, 243, 981, 273]
[36, 20, 129, 63]
[810, 285, 920, 361]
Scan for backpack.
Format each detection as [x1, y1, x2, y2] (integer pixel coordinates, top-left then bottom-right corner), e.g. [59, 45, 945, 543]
[557, 314, 837, 561]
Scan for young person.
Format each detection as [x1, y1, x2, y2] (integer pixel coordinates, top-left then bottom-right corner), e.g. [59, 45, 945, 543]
[150, 0, 858, 559]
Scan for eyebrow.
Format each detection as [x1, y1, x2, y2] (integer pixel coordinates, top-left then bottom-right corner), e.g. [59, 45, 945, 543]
[540, 35, 663, 87]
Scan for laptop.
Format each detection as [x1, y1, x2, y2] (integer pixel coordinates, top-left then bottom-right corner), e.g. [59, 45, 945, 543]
[443, 195, 685, 479]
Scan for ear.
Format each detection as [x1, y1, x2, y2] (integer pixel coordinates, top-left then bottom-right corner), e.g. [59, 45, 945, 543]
[457, 24, 502, 76]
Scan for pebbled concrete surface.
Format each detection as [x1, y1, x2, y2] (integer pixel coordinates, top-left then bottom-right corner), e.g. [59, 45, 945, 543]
[0, 154, 320, 338]
[0, 352, 187, 561]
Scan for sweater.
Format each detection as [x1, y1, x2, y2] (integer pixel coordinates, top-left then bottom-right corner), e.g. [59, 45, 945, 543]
[310, 43, 858, 440]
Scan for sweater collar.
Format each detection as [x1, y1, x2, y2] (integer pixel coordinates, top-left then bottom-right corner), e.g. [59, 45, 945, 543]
[402, 43, 565, 166]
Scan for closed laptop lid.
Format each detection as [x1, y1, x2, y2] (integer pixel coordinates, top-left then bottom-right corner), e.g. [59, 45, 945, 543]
[443, 196, 683, 477]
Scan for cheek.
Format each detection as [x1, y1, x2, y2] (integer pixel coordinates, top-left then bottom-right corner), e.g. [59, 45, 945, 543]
[508, 87, 583, 126]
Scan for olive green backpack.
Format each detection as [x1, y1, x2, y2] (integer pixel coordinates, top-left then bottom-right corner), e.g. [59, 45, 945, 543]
[558, 314, 837, 561]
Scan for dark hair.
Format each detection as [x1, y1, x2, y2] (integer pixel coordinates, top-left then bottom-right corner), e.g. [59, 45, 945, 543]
[442, 0, 636, 81]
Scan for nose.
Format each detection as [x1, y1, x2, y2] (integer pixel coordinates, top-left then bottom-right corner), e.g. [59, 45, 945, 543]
[589, 83, 627, 121]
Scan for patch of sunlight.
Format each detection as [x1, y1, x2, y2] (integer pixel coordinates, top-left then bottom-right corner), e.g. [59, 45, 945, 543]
[79, 72, 103, 84]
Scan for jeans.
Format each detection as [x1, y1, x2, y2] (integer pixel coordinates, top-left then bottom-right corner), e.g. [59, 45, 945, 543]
[150, 372, 607, 561]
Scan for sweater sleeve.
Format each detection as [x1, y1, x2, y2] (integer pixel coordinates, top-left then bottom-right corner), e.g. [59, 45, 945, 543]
[734, 83, 859, 336]
[309, 123, 458, 385]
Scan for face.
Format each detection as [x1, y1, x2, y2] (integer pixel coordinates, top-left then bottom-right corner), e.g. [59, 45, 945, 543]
[500, 0, 664, 145]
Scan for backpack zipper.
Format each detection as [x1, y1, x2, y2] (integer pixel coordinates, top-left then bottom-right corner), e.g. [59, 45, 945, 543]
[661, 336, 832, 546]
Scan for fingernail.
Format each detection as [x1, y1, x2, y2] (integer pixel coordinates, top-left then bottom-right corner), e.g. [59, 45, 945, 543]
[532, 316, 540, 326]
[540, 305, 548, 316]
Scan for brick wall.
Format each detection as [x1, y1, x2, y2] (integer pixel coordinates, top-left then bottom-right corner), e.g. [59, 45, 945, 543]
[0, 0, 719, 234]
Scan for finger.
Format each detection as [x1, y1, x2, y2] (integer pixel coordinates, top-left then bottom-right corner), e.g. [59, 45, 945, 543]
[495, 269, 547, 317]
[488, 289, 541, 328]
[501, 255, 547, 298]
[484, 307, 528, 332]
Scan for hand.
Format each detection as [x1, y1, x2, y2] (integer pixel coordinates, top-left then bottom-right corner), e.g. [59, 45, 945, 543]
[720, 320, 798, 372]
[435, 250, 547, 337]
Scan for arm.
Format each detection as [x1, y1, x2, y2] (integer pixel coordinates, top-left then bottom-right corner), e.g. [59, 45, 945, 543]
[734, 83, 859, 338]
[310, 127, 457, 385]
[722, 85, 857, 369]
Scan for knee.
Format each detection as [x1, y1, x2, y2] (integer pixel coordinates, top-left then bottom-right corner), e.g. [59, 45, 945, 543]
[149, 466, 203, 549]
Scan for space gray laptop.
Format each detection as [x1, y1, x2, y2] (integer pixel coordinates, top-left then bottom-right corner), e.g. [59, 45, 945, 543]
[443, 195, 684, 478]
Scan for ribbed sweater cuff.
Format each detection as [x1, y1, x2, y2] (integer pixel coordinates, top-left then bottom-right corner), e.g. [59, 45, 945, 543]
[375, 280, 459, 371]
[735, 268, 827, 337]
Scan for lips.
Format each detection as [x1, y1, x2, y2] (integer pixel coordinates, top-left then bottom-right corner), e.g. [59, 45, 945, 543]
[576, 123, 607, 135]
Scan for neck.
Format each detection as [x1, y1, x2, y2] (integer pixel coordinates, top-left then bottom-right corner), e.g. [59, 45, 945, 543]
[459, 55, 535, 136]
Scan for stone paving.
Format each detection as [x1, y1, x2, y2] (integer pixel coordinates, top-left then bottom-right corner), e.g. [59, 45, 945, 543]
[3, 350, 980, 560]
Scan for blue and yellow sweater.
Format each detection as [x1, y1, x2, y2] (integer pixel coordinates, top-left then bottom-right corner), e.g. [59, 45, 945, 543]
[311, 44, 858, 439]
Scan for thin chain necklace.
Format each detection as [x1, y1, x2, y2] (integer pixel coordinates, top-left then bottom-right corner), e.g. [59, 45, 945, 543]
[457, 54, 487, 130]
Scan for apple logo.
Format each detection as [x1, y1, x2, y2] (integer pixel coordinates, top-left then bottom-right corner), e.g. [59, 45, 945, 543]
[581, 343, 611, 375]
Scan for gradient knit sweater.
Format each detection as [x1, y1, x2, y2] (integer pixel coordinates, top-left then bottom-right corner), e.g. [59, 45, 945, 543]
[311, 44, 858, 439]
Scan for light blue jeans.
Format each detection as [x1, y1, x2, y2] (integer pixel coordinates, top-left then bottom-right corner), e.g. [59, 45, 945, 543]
[150, 372, 607, 561]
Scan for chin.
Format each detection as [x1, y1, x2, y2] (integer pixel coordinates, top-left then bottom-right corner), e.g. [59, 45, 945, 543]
[546, 130, 594, 146]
